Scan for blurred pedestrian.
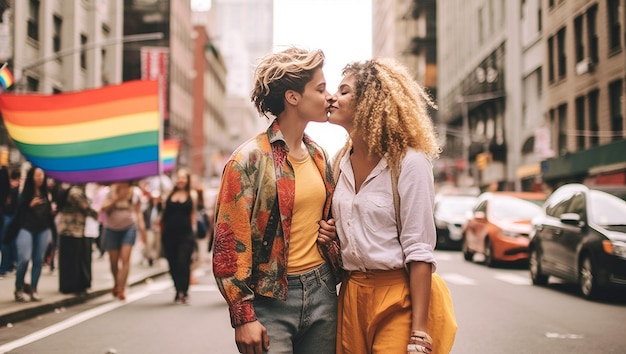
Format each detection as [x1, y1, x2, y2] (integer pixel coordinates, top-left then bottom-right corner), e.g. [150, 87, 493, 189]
[212, 47, 339, 354]
[0, 168, 19, 276]
[57, 184, 98, 295]
[43, 178, 64, 273]
[326, 58, 440, 354]
[100, 180, 145, 300]
[90, 183, 110, 258]
[142, 189, 162, 267]
[161, 168, 197, 304]
[11, 167, 54, 302]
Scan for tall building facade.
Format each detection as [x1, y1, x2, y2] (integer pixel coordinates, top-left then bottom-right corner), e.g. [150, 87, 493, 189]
[191, 22, 227, 179]
[212, 0, 272, 153]
[1, 0, 124, 166]
[437, 0, 538, 190]
[540, 0, 626, 188]
[123, 0, 194, 169]
[372, 0, 437, 98]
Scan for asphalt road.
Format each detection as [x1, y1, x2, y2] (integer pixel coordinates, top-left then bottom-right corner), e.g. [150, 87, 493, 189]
[2, 251, 626, 354]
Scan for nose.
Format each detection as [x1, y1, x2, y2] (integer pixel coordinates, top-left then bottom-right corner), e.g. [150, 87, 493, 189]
[326, 92, 337, 103]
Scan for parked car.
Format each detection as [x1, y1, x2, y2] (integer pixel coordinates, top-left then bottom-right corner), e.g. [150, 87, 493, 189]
[529, 183, 626, 300]
[462, 192, 545, 267]
[434, 195, 477, 250]
[588, 185, 626, 201]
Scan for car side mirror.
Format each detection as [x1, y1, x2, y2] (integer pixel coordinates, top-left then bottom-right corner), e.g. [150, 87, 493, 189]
[560, 213, 586, 227]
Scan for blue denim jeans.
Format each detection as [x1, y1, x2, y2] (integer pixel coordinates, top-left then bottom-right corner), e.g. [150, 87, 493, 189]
[103, 225, 137, 250]
[0, 214, 17, 274]
[253, 262, 338, 354]
[15, 228, 52, 290]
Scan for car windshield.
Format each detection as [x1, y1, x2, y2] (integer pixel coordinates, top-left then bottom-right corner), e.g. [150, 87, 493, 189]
[490, 196, 542, 220]
[589, 191, 626, 226]
[437, 197, 476, 216]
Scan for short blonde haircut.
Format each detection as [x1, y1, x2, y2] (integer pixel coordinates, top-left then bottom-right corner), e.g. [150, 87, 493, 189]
[251, 47, 325, 119]
[342, 58, 440, 172]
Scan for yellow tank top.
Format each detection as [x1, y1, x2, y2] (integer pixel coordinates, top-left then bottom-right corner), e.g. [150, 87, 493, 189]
[287, 153, 325, 274]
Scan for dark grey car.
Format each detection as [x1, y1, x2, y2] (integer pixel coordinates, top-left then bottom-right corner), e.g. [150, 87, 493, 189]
[529, 183, 626, 300]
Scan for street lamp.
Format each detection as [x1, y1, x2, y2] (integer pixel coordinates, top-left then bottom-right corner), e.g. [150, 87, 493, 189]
[16, 32, 164, 92]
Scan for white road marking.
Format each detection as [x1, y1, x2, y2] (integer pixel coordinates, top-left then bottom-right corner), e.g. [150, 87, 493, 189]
[494, 273, 532, 285]
[545, 332, 584, 339]
[0, 281, 172, 354]
[439, 273, 477, 285]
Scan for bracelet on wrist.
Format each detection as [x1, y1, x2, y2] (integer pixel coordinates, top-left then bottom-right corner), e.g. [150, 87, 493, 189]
[410, 330, 432, 343]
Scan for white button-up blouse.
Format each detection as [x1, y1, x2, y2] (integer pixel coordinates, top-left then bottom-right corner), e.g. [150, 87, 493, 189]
[332, 148, 437, 272]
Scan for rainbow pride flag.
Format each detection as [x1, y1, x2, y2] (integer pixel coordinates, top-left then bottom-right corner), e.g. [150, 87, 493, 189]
[0, 63, 14, 90]
[0, 80, 160, 183]
[161, 139, 179, 172]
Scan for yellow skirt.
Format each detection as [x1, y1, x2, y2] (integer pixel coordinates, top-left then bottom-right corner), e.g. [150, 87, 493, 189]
[336, 268, 412, 354]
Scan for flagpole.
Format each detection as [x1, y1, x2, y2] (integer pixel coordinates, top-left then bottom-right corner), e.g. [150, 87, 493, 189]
[158, 73, 165, 196]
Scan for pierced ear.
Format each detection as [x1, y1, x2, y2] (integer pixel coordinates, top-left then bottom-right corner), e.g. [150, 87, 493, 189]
[285, 90, 299, 106]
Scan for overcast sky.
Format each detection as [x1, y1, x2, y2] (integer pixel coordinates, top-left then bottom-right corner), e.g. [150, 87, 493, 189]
[273, 0, 373, 157]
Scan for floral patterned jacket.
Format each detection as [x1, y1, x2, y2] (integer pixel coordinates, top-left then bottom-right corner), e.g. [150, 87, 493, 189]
[212, 119, 336, 328]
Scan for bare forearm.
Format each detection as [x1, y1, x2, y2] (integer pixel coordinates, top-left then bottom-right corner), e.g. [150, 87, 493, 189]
[409, 261, 432, 331]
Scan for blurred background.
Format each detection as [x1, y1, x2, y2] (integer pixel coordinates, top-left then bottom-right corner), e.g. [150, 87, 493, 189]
[0, 0, 624, 196]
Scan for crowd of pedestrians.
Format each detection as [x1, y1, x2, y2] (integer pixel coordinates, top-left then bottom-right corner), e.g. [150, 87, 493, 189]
[0, 166, 214, 306]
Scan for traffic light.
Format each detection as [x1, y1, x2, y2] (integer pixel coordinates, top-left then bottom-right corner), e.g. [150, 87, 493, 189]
[476, 152, 491, 170]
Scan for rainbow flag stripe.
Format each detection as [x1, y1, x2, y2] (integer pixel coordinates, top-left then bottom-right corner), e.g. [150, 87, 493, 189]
[161, 139, 179, 172]
[0, 65, 14, 89]
[0, 80, 160, 183]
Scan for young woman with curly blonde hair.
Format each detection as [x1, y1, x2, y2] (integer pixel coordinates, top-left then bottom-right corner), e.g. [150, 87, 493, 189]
[212, 47, 339, 354]
[326, 58, 441, 354]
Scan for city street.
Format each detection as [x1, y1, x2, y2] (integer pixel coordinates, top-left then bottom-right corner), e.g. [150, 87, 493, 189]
[2, 251, 626, 353]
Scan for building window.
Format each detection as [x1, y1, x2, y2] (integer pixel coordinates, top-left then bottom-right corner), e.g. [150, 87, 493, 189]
[558, 104, 567, 154]
[537, 67, 543, 95]
[574, 15, 584, 63]
[549, 0, 554, 9]
[557, 27, 566, 79]
[80, 34, 88, 69]
[608, 0, 622, 52]
[587, 5, 599, 63]
[548, 36, 555, 82]
[27, 76, 39, 92]
[53, 15, 62, 54]
[28, 0, 39, 41]
[588, 89, 599, 147]
[609, 80, 623, 141]
[575, 96, 585, 149]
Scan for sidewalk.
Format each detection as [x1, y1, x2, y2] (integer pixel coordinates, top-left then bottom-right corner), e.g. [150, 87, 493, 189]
[0, 245, 169, 327]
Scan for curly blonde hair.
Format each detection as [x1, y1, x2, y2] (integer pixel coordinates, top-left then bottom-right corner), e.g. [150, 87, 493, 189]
[251, 47, 325, 119]
[342, 58, 440, 172]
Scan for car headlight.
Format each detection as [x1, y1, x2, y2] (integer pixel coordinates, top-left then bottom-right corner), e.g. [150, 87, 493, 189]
[603, 241, 626, 257]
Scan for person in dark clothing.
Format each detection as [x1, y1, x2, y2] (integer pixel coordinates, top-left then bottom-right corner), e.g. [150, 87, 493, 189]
[57, 184, 98, 295]
[0, 167, 16, 276]
[161, 168, 196, 305]
[12, 167, 53, 302]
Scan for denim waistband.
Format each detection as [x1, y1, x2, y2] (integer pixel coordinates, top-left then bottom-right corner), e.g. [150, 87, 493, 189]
[286, 262, 331, 284]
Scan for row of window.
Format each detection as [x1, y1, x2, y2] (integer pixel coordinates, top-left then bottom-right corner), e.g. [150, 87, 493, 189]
[548, 79, 623, 154]
[547, 1, 622, 83]
[27, 0, 111, 72]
